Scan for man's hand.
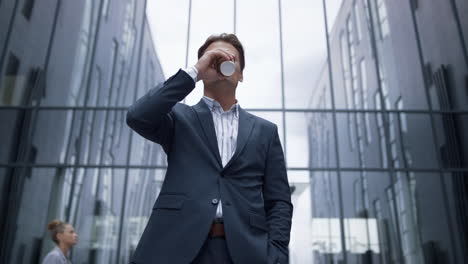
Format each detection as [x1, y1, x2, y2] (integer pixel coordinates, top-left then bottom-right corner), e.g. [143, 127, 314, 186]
[194, 48, 236, 82]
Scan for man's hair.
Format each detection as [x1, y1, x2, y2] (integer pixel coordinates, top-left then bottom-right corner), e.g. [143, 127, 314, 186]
[198, 33, 245, 72]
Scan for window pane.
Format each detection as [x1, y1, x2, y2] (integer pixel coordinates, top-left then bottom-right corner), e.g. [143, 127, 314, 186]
[286, 113, 309, 168]
[0, 109, 22, 163]
[341, 171, 467, 263]
[288, 170, 312, 262]
[1, 53, 21, 106]
[65, 0, 99, 107]
[119, 169, 166, 260]
[341, 171, 390, 261]
[146, 0, 190, 76]
[292, 112, 338, 169]
[326, 0, 344, 34]
[309, 171, 345, 263]
[395, 113, 438, 169]
[336, 113, 360, 167]
[129, 130, 167, 167]
[232, 0, 282, 109]
[282, 0, 328, 109]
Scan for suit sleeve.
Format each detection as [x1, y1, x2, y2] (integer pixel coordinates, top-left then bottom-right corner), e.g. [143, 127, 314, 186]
[126, 69, 196, 153]
[263, 124, 293, 262]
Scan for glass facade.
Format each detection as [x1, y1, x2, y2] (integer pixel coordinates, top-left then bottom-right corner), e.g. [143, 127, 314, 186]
[1, 0, 468, 263]
[0, 0, 165, 263]
[307, 0, 468, 263]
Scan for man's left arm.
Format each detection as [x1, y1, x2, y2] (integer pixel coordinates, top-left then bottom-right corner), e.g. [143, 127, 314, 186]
[263, 124, 293, 263]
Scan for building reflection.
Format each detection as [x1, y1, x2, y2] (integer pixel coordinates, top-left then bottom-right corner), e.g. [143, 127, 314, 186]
[308, 0, 468, 263]
[0, 0, 165, 263]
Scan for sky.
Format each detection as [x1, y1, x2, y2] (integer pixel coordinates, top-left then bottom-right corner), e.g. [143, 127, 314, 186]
[145, 1, 344, 262]
[146, 0, 343, 108]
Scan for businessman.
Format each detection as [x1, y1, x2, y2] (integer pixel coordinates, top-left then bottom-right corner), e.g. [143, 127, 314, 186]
[126, 33, 293, 264]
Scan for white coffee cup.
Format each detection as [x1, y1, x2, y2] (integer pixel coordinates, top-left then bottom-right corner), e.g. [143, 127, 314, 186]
[220, 61, 235, 76]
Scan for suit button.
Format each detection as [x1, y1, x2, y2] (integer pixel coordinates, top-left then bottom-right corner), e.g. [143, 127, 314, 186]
[211, 198, 219, 205]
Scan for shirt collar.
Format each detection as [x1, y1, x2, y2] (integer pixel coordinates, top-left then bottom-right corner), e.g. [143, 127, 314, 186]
[202, 96, 239, 117]
[53, 246, 68, 260]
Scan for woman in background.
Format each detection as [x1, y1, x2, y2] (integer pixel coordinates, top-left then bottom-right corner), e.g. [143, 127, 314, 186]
[42, 219, 78, 264]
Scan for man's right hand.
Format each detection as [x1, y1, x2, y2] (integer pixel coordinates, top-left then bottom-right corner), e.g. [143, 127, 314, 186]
[194, 48, 236, 82]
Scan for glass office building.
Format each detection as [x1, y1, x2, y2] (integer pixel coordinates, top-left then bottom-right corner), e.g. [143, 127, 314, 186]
[307, 0, 468, 263]
[1, 0, 468, 263]
[0, 0, 166, 263]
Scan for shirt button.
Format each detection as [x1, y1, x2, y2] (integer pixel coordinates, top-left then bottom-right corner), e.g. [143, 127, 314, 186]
[212, 198, 219, 205]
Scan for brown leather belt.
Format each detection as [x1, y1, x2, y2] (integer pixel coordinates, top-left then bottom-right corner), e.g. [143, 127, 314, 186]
[209, 221, 225, 238]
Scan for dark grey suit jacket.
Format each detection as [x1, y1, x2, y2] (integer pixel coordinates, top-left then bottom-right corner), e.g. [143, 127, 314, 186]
[126, 69, 293, 264]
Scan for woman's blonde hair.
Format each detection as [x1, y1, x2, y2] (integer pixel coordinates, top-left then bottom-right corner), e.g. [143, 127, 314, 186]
[47, 219, 68, 244]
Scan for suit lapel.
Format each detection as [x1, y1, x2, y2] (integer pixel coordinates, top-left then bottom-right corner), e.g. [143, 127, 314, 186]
[193, 100, 222, 167]
[223, 106, 255, 172]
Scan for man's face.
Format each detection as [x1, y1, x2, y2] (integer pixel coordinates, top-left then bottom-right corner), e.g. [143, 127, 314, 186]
[203, 41, 243, 86]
